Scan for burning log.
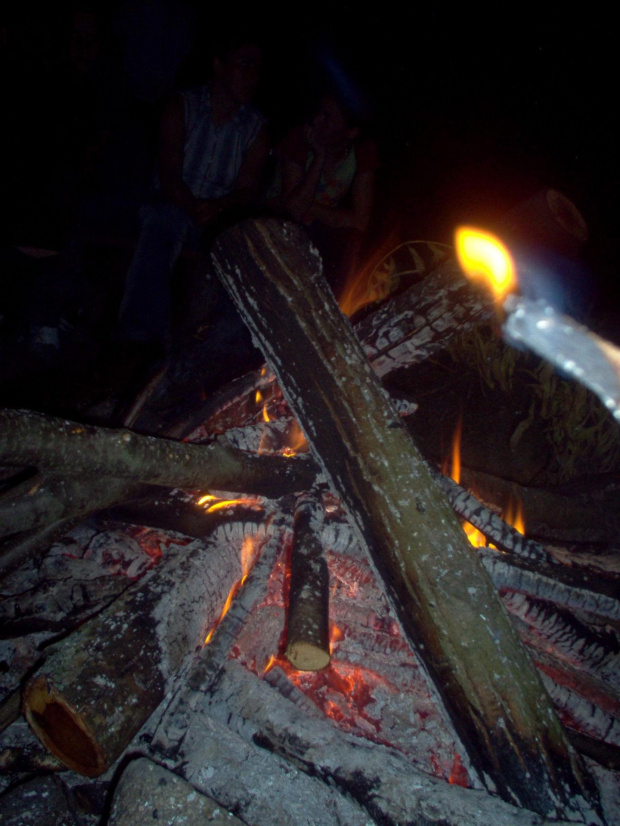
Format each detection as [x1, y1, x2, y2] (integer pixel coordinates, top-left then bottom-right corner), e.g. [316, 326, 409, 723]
[459, 467, 620, 545]
[22, 520, 272, 776]
[438, 473, 554, 563]
[285, 493, 331, 671]
[212, 217, 602, 821]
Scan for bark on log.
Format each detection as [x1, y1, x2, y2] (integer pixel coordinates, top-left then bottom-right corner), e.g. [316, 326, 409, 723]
[285, 493, 330, 671]
[22, 520, 271, 776]
[0, 472, 141, 538]
[0, 408, 316, 500]
[212, 218, 601, 821]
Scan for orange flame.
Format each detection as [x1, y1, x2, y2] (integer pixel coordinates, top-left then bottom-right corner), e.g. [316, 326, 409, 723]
[204, 534, 260, 644]
[443, 419, 524, 547]
[329, 624, 345, 654]
[455, 227, 516, 301]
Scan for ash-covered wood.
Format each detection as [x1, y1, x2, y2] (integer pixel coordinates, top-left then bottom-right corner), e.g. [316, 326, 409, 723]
[147, 509, 292, 759]
[285, 493, 330, 671]
[478, 548, 620, 622]
[108, 757, 245, 826]
[211, 217, 602, 821]
[352, 257, 494, 377]
[201, 660, 583, 826]
[22, 520, 269, 776]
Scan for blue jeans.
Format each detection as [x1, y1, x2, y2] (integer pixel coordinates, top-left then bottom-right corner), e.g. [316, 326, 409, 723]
[117, 199, 199, 343]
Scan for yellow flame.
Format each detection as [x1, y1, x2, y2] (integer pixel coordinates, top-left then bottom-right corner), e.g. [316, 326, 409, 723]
[463, 520, 489, 548]
[262, 403, 270, 423]
[455, 227, 516, 300]
[255, 390, 263, 404]
[197, 494, 217, 506]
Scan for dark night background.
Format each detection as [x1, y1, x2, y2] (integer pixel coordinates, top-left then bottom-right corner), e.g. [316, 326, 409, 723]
[1, 2, 618, 376]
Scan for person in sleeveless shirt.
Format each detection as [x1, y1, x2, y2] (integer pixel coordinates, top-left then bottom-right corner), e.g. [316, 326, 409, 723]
[274, 94, 378, 298]
[116, 37, 269, 349]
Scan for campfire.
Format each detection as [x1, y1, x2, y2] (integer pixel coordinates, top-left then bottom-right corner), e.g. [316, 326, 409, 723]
[1, 216, 619, 825]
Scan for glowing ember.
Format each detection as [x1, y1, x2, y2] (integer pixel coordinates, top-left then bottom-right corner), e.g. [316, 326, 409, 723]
[455, 227, 516, 301]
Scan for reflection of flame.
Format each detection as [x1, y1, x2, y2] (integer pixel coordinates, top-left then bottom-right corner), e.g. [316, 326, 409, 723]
[281, 418, 308, 457]
[442, 415, 462, 482]
[455, 227, 516, 301]
[204, 535, 261, 644]
[503, 497, 525, 535]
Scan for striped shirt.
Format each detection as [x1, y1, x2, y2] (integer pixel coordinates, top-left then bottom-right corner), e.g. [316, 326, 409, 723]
[180, 85, 266, 199]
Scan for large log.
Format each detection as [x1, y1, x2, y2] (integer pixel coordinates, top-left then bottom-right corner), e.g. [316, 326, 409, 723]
[0, 408, 315, 501]
[212, 218, 602, 821]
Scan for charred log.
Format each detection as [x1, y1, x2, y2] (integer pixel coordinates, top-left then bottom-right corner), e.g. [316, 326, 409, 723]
[211, 217, 601, 820]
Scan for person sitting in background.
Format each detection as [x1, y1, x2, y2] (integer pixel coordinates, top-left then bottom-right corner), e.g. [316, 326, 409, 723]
[274, 92, 378, 298]
[115, 35, 269, 356]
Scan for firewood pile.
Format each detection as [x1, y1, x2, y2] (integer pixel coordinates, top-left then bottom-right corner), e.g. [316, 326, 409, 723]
[1, 219, 619, 825]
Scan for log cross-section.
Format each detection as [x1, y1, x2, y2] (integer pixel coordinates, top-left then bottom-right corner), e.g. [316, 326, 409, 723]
[212, 218, 602, 822]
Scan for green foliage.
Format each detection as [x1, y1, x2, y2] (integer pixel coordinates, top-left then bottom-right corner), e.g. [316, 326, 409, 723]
[448, 325, 620, 483]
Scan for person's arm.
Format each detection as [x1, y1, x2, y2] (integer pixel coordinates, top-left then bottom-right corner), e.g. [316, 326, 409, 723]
[158, 93, 203, 221]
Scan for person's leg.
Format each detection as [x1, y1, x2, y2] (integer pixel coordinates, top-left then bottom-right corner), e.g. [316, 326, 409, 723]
[117, 200, 193, 344]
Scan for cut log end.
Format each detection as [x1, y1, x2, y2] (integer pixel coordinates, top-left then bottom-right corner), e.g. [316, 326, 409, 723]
[23, 677, 106, 777]
[285, 640, 331, 672]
